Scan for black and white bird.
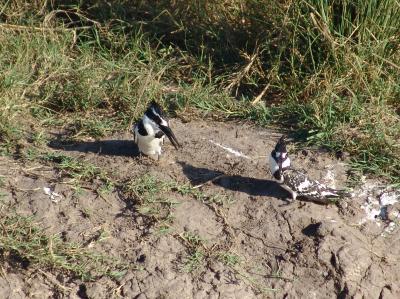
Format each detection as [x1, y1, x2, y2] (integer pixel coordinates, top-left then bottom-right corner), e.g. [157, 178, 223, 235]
[133, 101, 180, 159]
[269, 136, 350, 203]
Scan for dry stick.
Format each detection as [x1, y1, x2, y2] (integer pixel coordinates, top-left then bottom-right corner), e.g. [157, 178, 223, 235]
[226, 50, 259, 94]
[38, 269, 72, 293]
[310, 12, 338, 48]
[43, 9, 101, 28]
[192, 174, 227, 189]
[112, 282, 126, 298]
[39, 0, 49, 15]
[24, 165, 53, 172]
[20, 169, 54, 180]
[129, 68, 155, 132]
[11, 186, 41, 192]
[372, 53, 400, 71]
[251, 82, 271, 106]
[0, 23, 92, 32]
[211, 204, 237, 248]
[0, 266, 8, 281]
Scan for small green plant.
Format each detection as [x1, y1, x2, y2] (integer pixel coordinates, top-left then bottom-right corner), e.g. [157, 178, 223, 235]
[24, 148, 40, 161]
[69, 117, 118, 139]
[181, 232, 203, 247]
[218, 252, 240, 267]
[98, 180, 115, 196]
[30, 131, 48, 146]
[125, 175, 234, 228]
[172, 182, 234, 206]
[179, 231, 207, 273]
[184, 250, 204, 273]
[156, 224, 173, 236]
[125, 175, 162, 200]
[123, 174, 179, 225]
[41, 152, 114, 191]
[0, 176, 5, 188]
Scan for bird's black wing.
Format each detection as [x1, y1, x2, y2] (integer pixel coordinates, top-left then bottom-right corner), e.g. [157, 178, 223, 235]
[283, 168, 348, 204]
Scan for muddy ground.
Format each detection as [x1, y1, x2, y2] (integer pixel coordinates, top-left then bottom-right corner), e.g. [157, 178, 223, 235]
[0, 119, 399, 299]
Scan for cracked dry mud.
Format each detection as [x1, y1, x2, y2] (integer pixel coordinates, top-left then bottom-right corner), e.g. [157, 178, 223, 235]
[0, 119, 399, 299]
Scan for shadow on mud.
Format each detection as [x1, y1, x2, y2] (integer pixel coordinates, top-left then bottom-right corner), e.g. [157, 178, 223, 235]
[178, 161, 290, 199]
[48, 139, 140, 157]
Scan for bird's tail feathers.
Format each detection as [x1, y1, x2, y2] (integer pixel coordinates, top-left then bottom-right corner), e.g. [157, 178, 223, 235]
[325, 188, 352, 198]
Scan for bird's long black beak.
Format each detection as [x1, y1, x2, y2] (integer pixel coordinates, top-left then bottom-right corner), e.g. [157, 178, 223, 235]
[159, 125, 180, 150]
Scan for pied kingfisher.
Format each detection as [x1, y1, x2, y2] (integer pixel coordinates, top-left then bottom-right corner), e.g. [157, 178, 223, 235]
[133, 101, 180, 159]
[269, 136, 350, 203]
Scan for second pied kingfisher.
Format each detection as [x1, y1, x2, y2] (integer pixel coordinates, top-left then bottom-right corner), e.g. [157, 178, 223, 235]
[269, 136, 350, 203]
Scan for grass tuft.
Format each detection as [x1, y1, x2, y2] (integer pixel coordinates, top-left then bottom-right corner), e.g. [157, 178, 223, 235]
[41, 152, 114, 190]
[0, 212, 126, 280]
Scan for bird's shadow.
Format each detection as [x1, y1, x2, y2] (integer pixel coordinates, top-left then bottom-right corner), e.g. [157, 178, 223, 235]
[48, 138, 140, 157]
[177, 161, 290, 200]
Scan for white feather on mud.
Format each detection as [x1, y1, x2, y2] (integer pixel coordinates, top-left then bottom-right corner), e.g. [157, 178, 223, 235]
[209, 140, 251, 159]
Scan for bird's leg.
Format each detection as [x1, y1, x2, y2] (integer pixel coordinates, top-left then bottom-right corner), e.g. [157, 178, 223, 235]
[291, 191, 297, 201]
[156, 145, 162, 161]
[280, 184, 295, 202]
[281, 191, 297, 205]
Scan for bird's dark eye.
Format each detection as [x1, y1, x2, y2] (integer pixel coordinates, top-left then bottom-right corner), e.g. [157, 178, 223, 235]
[155, 116, 162, 124]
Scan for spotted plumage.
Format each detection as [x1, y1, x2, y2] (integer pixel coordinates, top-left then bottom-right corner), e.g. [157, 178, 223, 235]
[269, 136, 350, 203]
[133, 101, 180, 159]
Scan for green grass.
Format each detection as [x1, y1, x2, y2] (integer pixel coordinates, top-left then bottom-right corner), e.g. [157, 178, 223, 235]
[122, 175, 179, 225]
[19, 148, 116, 195]
[171, 180, 234, 206]
[184, 250, 204, 273]
[179, 231, 206, 273]
[122, 174, 232, 228]
[217, 251, 241, 267]
[0, 0, 399, 186]
[0, 212, 126, 280]
[41, 151, 114, 190]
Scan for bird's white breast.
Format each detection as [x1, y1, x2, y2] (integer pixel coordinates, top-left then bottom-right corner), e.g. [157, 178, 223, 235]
[134, 118, 164, 156]
[268, 154, 291, 175]
[135, 132, 164, 156]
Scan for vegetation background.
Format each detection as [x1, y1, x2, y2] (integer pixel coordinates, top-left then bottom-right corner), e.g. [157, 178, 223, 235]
[1, 0, 399, 183]
[0, 0, 399, 284]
